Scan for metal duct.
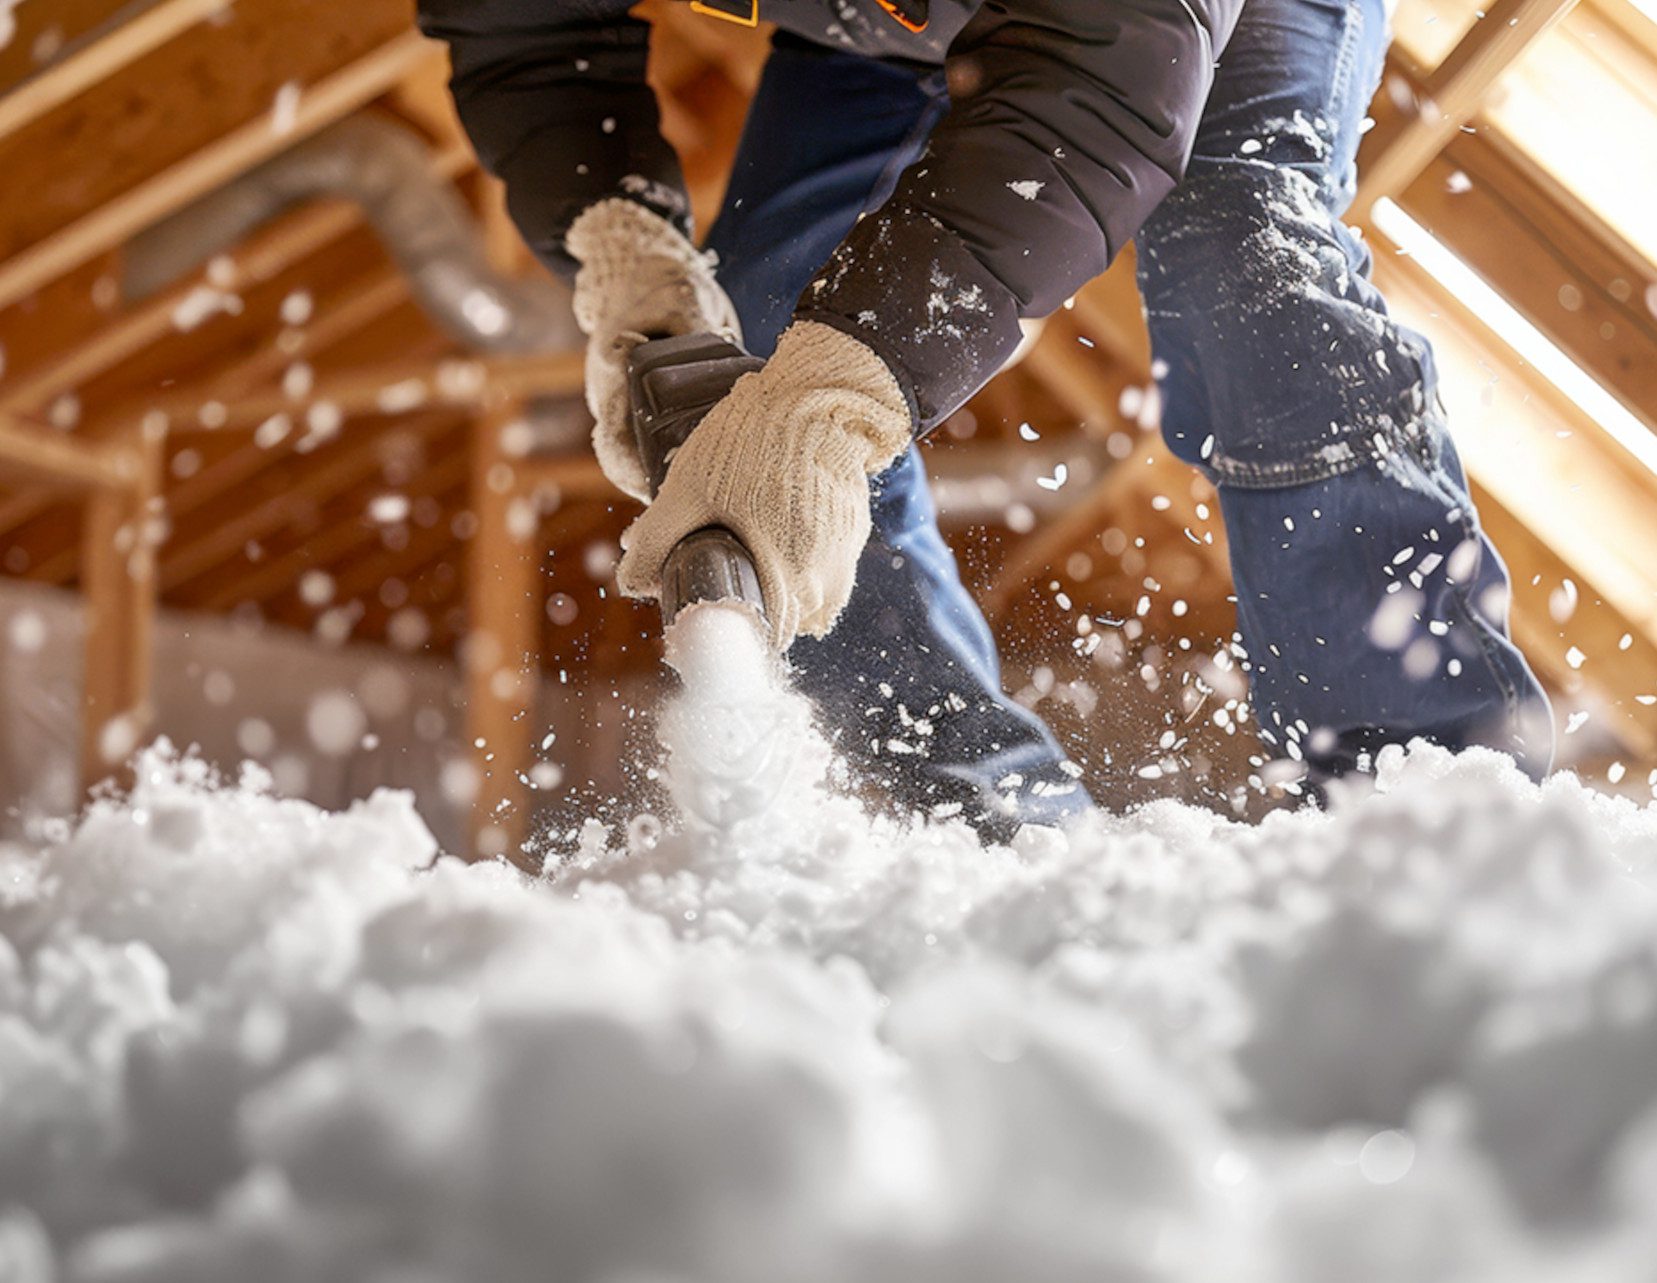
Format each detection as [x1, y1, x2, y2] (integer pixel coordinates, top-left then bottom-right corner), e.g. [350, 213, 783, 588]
[120, 111, 1106, 521]
[123, 113, 580, 355]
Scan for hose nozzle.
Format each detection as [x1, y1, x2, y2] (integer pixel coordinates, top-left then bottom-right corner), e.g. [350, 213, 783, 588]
[660, 527, 765, 628]
[627, 333, 770, 636]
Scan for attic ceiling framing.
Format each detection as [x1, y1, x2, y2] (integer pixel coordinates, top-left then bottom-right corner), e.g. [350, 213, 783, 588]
[0, 0, 1652, 831]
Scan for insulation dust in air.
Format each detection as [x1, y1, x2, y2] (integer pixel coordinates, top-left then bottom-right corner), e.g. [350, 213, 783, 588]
[4, 0, 1656, 1278]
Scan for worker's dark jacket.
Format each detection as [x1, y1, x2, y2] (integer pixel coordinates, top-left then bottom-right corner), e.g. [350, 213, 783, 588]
[418, 0, 1243, 430]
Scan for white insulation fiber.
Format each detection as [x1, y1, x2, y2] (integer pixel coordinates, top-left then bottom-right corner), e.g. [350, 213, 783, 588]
[2, 743, 1656, 1282]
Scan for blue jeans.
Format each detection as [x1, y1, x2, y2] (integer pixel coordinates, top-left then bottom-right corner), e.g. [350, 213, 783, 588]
[705, 37, 1089, 833]
[1136, 0, 1553, 780]
[706, 0, 1554, 811]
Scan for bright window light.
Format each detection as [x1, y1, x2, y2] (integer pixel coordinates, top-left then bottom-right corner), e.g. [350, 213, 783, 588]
[1371, 196, 1657, 481]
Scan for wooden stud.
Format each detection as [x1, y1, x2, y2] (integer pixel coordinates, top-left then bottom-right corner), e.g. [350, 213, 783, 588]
[79, 426, 164, 791]
[464, 409, 544, 865]
[1392, 120, 1657, 433]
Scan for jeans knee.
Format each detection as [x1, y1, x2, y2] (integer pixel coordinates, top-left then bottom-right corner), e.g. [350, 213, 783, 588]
[1140, 163, 1352, 312]
[1138, 153, 1447, 486]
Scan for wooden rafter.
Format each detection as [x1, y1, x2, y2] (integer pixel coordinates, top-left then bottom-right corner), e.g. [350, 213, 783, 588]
[0, 28, 437, 310]
[0, 262, 416, 545]
[0, 138, 472, 416]
[1354, 0, 1581, 211]
[134, 349, 585, 436]
[983, 464, 1141, 622]
[0, 412, 131, 489]
[326, 504, 467, 608]
[1371, 246, 1657, 616]
[162, 414, 460, 592]
[191, 441, 473, 613]
[1069, 251, 1152, 372]
[1475, 479, 1657, 760]
[0, 0, 233, 143]
[1019, 318, 1130, 432]
[1389, 102, 1657, 433]
[1368, 245, 1657, 757]
[362, 545, 471, 656]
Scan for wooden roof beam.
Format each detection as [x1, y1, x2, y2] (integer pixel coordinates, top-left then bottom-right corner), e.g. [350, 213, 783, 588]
[0, 30, 438, 311]
[134, 349, 585, 437]
[192, 446, 473, 612]
[1376, 82, 1657, 435]
[331, 533, 466, 642]
[1018, 311, 1135, 434]
[0, 0, 233, 144]
[0, 410, 133, 490]
[1354, 0, 1580, 212]
[0, 139, 472, 417]
[1473, 477, 1657, 759]
[1067, 251, 1153, 374]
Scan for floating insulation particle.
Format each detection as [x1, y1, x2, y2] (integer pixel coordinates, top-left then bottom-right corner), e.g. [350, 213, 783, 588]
[270, 81, 302, 136]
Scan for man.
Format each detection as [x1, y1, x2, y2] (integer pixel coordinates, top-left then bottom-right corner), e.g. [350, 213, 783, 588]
[420, 0, 1551, 835]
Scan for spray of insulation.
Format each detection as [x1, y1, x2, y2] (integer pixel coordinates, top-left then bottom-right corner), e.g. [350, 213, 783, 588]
[657, 602, 830, 829]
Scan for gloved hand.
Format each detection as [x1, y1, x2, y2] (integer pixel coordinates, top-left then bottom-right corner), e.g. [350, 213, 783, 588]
[566, 198, 742, 501]
[616, 322, 913, 649]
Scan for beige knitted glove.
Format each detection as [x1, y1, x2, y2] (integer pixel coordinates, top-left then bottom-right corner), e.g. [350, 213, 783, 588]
[616, 322, 913, 649]
[566, 198, 742, 501]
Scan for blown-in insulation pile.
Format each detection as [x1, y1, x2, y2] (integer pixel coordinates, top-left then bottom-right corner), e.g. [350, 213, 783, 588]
[2, 742, 1655, 1281]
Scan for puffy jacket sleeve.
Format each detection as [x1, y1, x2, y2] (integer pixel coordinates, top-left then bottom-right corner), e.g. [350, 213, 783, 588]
[795, 0, 1244, 430]
[417, 0, 691, 276]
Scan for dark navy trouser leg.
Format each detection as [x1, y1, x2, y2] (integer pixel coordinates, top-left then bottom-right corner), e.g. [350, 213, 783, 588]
[704, 35, 1090, 830]
[1136, 0, 1554, 781]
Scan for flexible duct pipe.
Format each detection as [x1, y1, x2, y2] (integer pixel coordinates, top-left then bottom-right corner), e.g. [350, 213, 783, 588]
[123, 113, 580, 355]
[121, 112, 1103, 511]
